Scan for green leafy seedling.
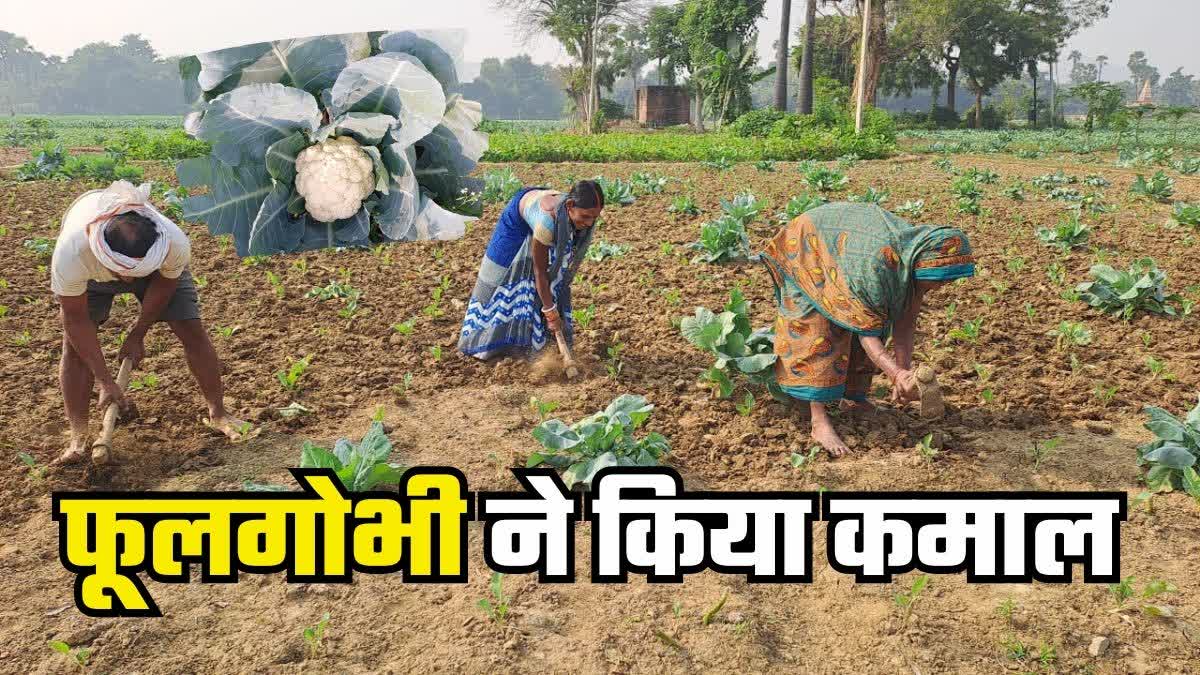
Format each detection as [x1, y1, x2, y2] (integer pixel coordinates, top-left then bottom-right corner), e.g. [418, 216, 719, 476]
[306, 279, 358, 302]
[266, 270, 285, 298]
[302, 611, 331, 659]
[1093, 383, 1117, 407]
[48, 640, 90, 669]
[893, 574, 929, 627]
[1109, 575, 1135, 606]
[996, 596, 1016, 625]
[789, 446, 821, 482]
[702, 591, 729, 626]
[1000, 634, 1028, 661]
[573, 304, 596, 330]
[606, 338, 625, 379]
[18, 452, 46, 481]
[915, 433, 939, 464]
[1051, 321, 1092, 351]
[667, 195, 701, 216]
[1037, 641, 1057, 668]
[276, 355, 312, 392]
[735, 391, 755, 416]
[946, 318, 982, 344]
[128, 373, 159, 391]
[1026, 437, 1062, 471]
[1145, 356, 1176, 381]
[654, 629, 683, 650]
[477, 571, 509, 624]
[1108, 576, 1178, 618]
[530, 396, 559, 423]
[391, 372, 414, 401]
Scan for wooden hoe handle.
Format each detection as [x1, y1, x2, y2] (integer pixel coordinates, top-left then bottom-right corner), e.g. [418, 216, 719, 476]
[554, 331, 580, 379]
[91, 358, 134, 464]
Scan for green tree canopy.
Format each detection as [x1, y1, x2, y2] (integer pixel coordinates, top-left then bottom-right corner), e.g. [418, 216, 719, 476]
[1161, 68, 1196, 107]
[0, 32, 184, 114]
[458, 54, 567, 119]
[1127, 50, 1160, 88]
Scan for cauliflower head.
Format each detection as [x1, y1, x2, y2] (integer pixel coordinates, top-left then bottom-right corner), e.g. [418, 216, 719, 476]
[295, 136, 376, 222]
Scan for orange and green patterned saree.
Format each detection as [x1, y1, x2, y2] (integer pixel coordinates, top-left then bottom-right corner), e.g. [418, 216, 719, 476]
[758, 202, 975, 403]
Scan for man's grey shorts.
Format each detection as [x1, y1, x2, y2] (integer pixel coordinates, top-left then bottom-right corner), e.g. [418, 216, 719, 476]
[86, 268, 201, 325]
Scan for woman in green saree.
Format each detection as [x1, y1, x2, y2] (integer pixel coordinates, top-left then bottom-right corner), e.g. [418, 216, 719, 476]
[759, 202, 976, 456]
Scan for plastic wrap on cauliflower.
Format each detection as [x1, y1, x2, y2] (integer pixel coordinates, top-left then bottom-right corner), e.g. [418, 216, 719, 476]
[176, 31, 487, 257]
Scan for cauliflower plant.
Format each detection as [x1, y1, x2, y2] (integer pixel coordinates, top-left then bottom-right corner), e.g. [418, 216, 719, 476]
[177, 30, 487, 257]
[295, 136, 376, 222]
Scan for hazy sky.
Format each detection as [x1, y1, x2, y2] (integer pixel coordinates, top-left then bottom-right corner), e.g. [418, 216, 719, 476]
[5, 0, 1198, 82]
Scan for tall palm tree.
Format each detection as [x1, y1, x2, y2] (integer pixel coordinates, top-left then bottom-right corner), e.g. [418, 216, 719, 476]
[774, 0, 792, 111]
[796, 0, 817, 114]
[1068, 50, 1083, 70]
[1096, 54, 1108, 82]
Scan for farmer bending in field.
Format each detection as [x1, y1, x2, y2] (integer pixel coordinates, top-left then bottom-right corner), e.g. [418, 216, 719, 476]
[759, 202, 976, 456]
[458, 180, 604, 359]
[51, 181, 246, 464]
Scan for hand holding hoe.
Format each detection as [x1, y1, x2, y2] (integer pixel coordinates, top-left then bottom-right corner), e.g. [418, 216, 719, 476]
[554, 331, 579, 380]
[91, 358, 133, 466]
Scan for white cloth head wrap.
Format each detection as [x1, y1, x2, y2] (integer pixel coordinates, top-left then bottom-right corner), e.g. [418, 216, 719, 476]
[86, 181, 172, 277]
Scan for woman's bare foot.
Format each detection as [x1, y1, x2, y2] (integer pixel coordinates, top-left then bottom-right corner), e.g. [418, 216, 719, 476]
[810, 402, 850, 457]
[811, 422, 850, 457]
[203, 415, 255, 441]
[55, 435, 90, 465]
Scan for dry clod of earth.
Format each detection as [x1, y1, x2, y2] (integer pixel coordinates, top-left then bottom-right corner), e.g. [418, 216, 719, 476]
[915, 365, 945, 419]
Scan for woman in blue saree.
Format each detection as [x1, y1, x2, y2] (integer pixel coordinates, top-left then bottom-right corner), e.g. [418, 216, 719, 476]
[458, 181, 604, 360]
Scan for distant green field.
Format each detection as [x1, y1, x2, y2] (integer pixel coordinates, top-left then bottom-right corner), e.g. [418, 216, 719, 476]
[2, 115, 576, 149]
[1, 115, 185, 148]
[6, 113, 1198, 167]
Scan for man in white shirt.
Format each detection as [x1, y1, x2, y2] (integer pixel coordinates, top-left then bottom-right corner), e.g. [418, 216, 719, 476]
[52, 181, 246, 464]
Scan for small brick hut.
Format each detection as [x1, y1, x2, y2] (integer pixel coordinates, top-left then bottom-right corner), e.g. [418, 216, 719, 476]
[635, 85, 692, 127]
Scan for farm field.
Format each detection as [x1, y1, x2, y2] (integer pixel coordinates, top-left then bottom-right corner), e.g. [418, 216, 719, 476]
[1, 144, 1199, 673]
[9, 113, 1200, 163]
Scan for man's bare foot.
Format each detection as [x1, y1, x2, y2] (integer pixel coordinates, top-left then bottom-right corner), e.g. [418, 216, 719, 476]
[55, 436, 90, 465]
[203, 415, 256, 441]
[811, 422, 850, 457]
[839, 398, 876, 414]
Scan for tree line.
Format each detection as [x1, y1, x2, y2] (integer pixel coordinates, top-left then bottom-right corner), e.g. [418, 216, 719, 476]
[0, 30, 575, 121]
[0, 32, 186, 115]
[4, 7, 1197, 125]
[493, 0, 1199, 131]
[490, 0, 1114, 131]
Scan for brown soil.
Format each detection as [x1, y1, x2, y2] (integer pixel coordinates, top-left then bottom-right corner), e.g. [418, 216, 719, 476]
[0, 155, 1198, 673]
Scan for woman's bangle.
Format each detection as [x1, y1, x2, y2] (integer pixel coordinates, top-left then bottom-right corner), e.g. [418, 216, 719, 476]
[541, 304, 558, 315]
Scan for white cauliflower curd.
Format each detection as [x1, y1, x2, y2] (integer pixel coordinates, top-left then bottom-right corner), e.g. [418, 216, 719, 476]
[294, 136, 376, 222]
